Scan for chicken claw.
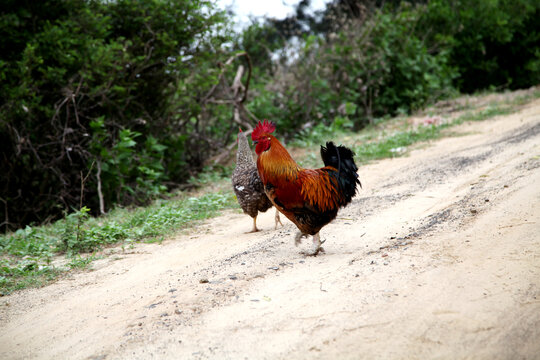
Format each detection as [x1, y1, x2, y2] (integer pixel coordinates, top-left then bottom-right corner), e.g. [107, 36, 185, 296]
[305, 246, 325, 256]
[247, 216, 260, 233]
[299, 232, 325, 256]
[294, 231, 307, 246]
[309, 233, 324, 256]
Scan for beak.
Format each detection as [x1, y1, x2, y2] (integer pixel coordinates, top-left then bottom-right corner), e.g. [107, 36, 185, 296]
[252, 140, 258, 145]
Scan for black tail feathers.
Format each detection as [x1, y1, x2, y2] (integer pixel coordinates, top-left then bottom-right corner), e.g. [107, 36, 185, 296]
[321, 141, 361, 203]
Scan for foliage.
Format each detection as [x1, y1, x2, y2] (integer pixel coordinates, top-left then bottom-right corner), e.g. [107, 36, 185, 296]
[1, 0, 539, 233]
[243, 0, 538, 140]
[236, 21, 284, 77]
[321, 6, 457, 122]
[256, 0, 428, 42]
[0, 0, 233, 231]
[0, 190, 236, 294]
[417, 0, 540, 92]
[247, 4, 457, 138]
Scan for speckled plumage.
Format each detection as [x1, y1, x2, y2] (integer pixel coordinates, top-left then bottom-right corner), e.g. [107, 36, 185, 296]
[232, 131, 274, 229]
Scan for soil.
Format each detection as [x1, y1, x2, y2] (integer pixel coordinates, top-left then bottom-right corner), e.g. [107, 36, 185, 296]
[1, 98, 539, 360]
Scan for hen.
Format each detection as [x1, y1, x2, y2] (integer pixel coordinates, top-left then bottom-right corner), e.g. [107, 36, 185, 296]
[232, 129, 282, 232]
[252, 120, 361, 255]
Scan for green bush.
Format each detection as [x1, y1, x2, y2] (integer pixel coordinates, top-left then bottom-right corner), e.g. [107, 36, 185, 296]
[2, 0, 538, 232]
[0, 0, 232, 231]
[244, 0, 539, 137]
[324, 6, 457, 122]
[247, 4, 457, 137]
[418, 0, 540, 92]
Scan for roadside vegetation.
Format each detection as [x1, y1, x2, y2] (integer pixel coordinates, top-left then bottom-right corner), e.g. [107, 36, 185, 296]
[0, 191, 237, 294]
[1, 0, 538, 294]
[1, 87, 538, 295]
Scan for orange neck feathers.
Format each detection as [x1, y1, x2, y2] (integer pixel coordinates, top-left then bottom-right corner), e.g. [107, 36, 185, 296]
[256, 135, 300, 183]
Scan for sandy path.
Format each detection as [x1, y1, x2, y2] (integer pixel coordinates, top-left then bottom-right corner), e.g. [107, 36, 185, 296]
[1, 99, 539, 360]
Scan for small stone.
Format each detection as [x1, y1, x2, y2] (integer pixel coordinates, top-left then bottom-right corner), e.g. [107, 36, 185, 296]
[199, 278, 209, 284]
[147, 302, 161, 309]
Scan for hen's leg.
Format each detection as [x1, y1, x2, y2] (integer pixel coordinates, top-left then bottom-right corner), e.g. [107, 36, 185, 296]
[248, 215, 260, 233]
[274, 209, 283, 229]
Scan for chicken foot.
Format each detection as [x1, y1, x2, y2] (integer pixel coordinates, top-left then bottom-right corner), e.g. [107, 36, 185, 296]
[248, 216, 260, 233]
[294, 231, 307, 246]
[309, 233, 325, 256]
[295, 231, 325, 256]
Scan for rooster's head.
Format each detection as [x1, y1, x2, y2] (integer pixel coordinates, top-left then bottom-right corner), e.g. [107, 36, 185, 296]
[251, 120, 275, 154]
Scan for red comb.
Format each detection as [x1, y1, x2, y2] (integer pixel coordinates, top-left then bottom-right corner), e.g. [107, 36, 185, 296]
[251, 120, 276, 140]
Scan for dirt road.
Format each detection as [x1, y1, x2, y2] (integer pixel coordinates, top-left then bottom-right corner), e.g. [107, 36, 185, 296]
[1, 98, 539, 360]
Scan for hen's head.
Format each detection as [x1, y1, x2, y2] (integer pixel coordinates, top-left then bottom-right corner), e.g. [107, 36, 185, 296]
[237, 127, 243, 143]
[251, 120, 275, 155]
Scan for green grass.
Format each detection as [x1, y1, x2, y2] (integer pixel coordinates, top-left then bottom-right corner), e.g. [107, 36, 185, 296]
[0, 191, 236, 295]
[350, 90, 539, 163]
[456, 105, 514, 123]
[353, 125, 442, 163]
[352, 104, 516, 162]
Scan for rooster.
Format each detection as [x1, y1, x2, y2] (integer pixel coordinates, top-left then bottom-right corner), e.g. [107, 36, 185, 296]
[252, 120, 361, 255]
[232, 129, 282, 232]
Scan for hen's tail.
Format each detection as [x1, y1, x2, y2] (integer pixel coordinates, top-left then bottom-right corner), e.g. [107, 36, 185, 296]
[321, 141, 361, 204]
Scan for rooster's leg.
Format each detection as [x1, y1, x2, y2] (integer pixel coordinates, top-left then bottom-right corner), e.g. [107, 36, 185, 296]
[307, 233, 325, 256]
[294, 231, 307, 246]
[274, 209, 283, 229]
[248, 216, 260, 233]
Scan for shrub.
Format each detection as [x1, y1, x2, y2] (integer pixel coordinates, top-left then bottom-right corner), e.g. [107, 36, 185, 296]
[247, 4, 457, 137]
[0, 0, 232, 231]
[418, 0, 540, 92]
